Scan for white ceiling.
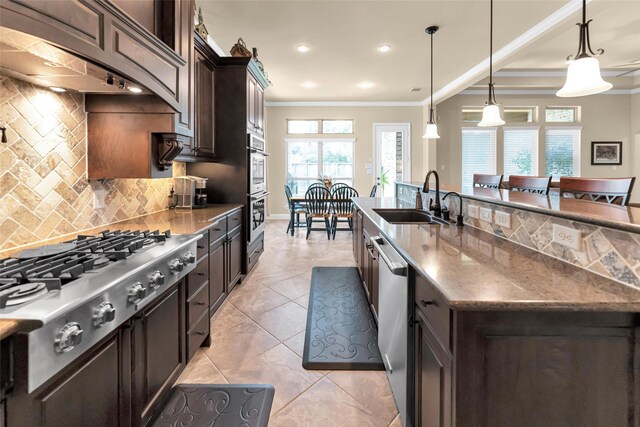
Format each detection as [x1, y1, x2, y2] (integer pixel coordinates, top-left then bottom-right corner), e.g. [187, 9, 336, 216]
[199, 0, 640, 102]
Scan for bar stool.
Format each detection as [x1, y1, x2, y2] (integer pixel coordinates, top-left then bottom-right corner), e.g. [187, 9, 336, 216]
[508, 175, 552, 195]
[473, 174, 503, 189]
[559, 177, 635, 206]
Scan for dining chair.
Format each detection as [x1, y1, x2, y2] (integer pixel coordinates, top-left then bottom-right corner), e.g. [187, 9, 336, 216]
[330, 186, 359, 240]
[307, 182, 327, 192]
[369, 185, 377, 197]
[285, 185, 307, 234]
[330, 182, 349, 193]
[508, 175, 552, 195]
[304, 186, 332, 239]
[559, 177, 635, 206]
[473, 174, 503, 189]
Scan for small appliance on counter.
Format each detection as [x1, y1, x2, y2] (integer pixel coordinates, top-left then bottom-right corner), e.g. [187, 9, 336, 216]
[175, 176, 208, 209]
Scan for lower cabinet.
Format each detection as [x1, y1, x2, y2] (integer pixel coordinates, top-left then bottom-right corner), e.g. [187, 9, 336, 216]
[353, 209, 379, 320]
[413, 308, 452, 427]
[209, 234, 226, 317]
[131, 283, 185, 427]
[227, 225, 243, 293]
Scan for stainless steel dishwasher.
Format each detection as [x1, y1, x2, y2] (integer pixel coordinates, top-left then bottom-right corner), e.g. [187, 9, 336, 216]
[372, 235, 409, 426]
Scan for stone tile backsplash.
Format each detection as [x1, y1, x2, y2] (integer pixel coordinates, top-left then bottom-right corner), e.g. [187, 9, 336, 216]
[397, 183, 640, 290]
[0, 76, 185, 252]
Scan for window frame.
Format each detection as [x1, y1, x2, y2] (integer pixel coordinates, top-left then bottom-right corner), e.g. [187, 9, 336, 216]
[461, 106, 537, 124]
[461, 127, 498, 188]
[284, 137, 356, 194]
[545, 106, 580, 123]
[543, 126, 582, 180]
[286, 119, 354, 135]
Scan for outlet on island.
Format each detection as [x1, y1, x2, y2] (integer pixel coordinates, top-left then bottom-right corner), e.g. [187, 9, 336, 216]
[468, 205, 479, 219]
[552, 224, 582, 251]
[479, 207, 493, 223]
[495, 211, 511, 229]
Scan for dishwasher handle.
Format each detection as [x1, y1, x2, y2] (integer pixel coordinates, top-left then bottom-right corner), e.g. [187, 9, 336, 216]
[371, 236, 407, 276]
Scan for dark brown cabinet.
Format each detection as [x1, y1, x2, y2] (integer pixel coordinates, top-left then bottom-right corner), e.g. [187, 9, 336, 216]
[177, 32, 217, 162]
[352, 208, 379, 320]
[227, 226, 243, 293]
[413, 308, 452, 427]
[209, 234, 226, 316]
[132, 283, 185, 427]
[246, 73, 264, 136]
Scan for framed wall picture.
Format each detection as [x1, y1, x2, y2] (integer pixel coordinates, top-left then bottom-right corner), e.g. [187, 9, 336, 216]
[591, 141, 622, 165]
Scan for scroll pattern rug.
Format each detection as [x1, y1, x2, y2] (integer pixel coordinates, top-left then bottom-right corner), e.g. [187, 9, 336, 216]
[302, 266, 384, 370]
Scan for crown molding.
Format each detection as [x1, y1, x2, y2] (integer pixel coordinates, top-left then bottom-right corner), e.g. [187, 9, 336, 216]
[265, 101, 424, 107]
[422, 0, 593, 106]
[460, 89, 636, 95]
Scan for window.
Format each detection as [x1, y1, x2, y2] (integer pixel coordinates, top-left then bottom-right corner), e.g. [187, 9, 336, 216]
[504, 107, 536, 123]
[503, 127, 539, 179]
[545, 107, 579, 123]
[286, 138, 354, 194]
[544, 128, 581, 180]
[461, 128, 497, 188]
[462, 107, 535, 123]
[287, 119, 353, 134]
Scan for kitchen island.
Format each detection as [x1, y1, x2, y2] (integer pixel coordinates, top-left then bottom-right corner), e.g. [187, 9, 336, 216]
[352, 197, 640, 427]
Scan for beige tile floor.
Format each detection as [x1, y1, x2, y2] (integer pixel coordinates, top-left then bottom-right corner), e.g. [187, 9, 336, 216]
[176, 219, 401, 426]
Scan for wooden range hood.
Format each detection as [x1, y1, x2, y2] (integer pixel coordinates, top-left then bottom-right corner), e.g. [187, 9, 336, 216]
[0, 0, 195, 179]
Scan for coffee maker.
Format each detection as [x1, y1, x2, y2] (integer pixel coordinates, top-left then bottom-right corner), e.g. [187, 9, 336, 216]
[175, 176, 208, 209]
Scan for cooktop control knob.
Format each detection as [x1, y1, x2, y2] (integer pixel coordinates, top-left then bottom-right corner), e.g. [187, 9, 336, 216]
[182, 251, 196, 264]
[169, 258, 184, 274]
[54, 322, 83, 353]
[128, 282, 147, 302]
[93, 302, 116, 326]
[148, 270, 165, 289]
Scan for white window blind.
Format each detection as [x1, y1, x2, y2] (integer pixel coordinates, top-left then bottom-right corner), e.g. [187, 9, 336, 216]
[544, 128, 581, 180]
[461, 128, 497, 188]
[503, 127, 539, 179]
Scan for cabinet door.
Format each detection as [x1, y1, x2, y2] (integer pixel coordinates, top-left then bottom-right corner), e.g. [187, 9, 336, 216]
[413, 309, 452, 427]
[227, 227, 243, 292]
[247, 75, 257, 131]
[132, 284, 185, 426]
[209, 236, 226, 317]
[39, 333, 124, 427]
[195, 51, 215, 158]
[255, 83, 264, 136]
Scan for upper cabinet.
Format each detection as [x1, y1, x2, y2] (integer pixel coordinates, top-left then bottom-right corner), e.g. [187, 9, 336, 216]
[0, 0, 194, 138]
[247, 64, 266, 137]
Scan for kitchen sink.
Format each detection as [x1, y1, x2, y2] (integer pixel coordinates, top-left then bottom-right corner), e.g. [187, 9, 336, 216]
[373, 209, 447, 225]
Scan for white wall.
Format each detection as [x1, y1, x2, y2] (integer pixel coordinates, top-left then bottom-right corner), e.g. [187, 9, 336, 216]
[433, 93, 635, 193]
[266, 105, 424, 215]
[631, 92, 640, 203]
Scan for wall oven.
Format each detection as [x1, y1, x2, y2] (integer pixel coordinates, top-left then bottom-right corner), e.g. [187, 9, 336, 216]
[249, 191, 268, 243]
[248, 134, 268, 195]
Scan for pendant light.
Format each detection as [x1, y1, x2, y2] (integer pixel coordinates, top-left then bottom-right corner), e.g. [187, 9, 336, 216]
[557, 0, 612, 97]
[422, 26, 440, 139]
[478, 0, 505, 127]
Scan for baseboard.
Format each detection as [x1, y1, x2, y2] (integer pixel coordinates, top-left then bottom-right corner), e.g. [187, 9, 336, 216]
[267, 214, 290, 220]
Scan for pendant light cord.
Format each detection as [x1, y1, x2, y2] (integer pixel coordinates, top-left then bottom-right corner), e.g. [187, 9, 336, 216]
[430, 31, 434, 111]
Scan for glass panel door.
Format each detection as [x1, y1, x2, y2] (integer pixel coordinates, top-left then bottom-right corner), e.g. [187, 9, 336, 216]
[374, 124, 411, 198]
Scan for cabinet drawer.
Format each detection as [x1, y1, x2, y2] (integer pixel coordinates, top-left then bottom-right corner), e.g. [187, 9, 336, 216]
[187, 311, 209, 361]
[415, 274, 451, 350]
[227, 210, 243, 233]
[247, 235, 264, 273]
[209, 217, 226, 243]
[196, 231, 209, 260]
[187, 258, 208, 298]
[187, 283, 209, 329]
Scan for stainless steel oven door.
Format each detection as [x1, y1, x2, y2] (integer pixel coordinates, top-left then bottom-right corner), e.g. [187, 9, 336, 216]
[249, 149, 268, 194]
[249, 192, 268, 242]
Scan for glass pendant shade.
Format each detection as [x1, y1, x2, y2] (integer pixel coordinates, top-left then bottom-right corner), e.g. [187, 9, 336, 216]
[422, 123, 440, 139]
[557, 57, 612, 97]
[478, 104, 505, 127]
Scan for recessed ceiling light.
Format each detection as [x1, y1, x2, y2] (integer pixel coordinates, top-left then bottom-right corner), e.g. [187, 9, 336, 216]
[49, 86, 66, 93]
[357, 81, 374, 89]
[302, 81, 317, 89]
[377, 44, 391, 53]
[297, 44, 310, 53]
[128, 86, 143, 93]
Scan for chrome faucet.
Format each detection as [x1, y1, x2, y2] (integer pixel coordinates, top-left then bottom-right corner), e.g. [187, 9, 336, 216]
[442, 191, 464, 226]
[422, 170, 441, 218]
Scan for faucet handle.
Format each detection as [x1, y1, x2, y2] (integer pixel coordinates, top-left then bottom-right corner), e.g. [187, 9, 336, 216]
[428, 198, 434, 210]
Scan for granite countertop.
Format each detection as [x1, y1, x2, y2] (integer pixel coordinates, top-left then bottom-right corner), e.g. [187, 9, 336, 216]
[353, 197, 640, 311]
[0, 205, 243, 259]
[396, 181, 640, 234]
